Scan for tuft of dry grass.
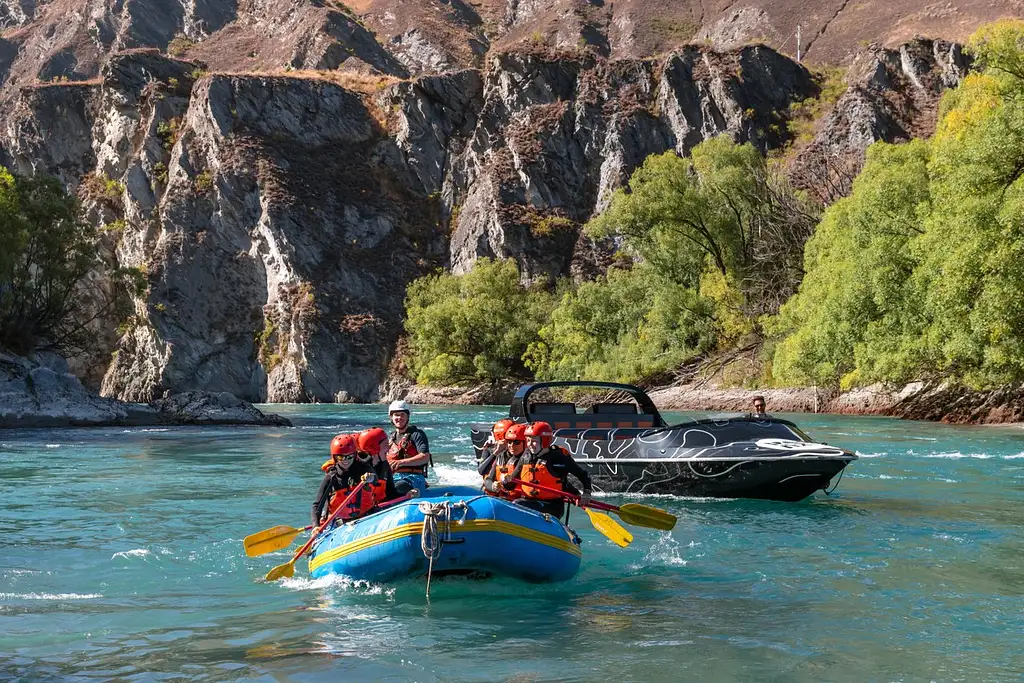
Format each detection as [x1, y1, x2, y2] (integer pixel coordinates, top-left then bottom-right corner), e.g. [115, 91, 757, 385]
[244, 69, 401, 95]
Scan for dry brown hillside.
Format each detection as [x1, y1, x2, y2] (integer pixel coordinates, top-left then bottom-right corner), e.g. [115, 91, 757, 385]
[1, 0, 1020, 92]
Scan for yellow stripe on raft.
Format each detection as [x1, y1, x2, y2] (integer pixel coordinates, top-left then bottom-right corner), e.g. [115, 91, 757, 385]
[309, 519, 582, 573]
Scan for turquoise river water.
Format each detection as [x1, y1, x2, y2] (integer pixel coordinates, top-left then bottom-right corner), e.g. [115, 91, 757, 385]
[2, 406, 1023, 682]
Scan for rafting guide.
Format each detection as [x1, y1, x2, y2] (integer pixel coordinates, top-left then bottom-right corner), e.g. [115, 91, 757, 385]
[386, 399, 432, 496]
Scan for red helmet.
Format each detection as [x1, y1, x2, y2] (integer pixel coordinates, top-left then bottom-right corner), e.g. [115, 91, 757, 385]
[504, 422, 528, 443]
[492, 418, 514, 441]
[357, 427, 388, 454]
[330, 434, 356, 456]
[525, 421, 554, 449]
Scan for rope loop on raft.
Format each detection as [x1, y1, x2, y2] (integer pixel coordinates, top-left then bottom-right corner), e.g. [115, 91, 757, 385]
[419, 500, 469, 600]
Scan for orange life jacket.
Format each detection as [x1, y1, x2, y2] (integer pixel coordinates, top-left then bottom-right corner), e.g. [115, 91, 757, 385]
[489, 458, 522, 500]
[388, 426, 428, 475]
[520, 455, 565, 500]
[327, 479, 388, 520]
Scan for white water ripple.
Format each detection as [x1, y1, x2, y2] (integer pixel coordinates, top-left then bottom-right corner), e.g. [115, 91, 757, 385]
[0, 592, 102, 600]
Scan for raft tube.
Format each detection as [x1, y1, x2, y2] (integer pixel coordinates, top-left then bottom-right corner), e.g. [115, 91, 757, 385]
[308, 486, 582, 583]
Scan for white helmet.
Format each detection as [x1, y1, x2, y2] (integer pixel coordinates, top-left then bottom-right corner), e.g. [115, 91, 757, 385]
[388, 399, 410, 414]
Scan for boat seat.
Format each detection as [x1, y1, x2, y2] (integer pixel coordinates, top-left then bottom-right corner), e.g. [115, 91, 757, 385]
[585, 403, 638, 414]
[530, 402, 577, 415]
[550, 417, 656, 431]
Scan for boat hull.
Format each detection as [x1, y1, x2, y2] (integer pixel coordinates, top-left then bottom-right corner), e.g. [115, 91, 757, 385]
[472, 420, 857, 502]
[576, 453, 853, 502]
[308, 486, 582, 583]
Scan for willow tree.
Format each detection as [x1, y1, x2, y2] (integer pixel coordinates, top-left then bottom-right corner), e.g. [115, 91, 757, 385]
[0, 170, 100, 355]
[403, 258, 555, 385]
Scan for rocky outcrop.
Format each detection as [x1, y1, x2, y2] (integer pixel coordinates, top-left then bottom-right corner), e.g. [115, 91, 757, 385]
[792, 38, 970, 203]
[0, 351, 289, 428]
[0, 44, 820, 404]
[438, 45, 814, 282]
[649, 379, 1024, 425]
[0, 36, 975, 405]
[381, 377, 517, 406]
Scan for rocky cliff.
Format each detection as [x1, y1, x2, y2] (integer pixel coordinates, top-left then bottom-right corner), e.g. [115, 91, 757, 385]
[0, 31, 972, 403]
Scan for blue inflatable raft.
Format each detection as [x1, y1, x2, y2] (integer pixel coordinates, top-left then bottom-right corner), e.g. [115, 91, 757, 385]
[308, 486, 582, 583]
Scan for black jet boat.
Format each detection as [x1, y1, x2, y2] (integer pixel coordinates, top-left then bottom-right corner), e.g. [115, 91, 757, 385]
[470, 381, 857, 502]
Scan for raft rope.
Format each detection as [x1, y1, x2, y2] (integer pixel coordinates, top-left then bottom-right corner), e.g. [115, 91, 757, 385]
[823, 467, 845, 495]
[419, 500, 469, 600]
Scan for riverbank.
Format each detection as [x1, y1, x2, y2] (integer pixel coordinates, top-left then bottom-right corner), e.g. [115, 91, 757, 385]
[388, 377, 1024, 425]
[0, 352, 290, 429]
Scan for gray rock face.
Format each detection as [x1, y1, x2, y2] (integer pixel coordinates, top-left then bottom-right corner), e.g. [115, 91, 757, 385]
[792, 38, 970, 203]
[0, 40, 964, 404]
[434, 46, 814, 282]
[11, 53, 444, 404]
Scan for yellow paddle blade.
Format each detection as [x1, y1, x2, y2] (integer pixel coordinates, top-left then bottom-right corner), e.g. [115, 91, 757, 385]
[264, 559, 297, 582]
[584, 507, 633, 548]
[615, 504, 678, 531]
[244, 525, 304, 557]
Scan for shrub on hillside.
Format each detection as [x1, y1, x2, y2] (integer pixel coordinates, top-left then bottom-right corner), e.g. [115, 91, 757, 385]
[0, 168, 144, 356]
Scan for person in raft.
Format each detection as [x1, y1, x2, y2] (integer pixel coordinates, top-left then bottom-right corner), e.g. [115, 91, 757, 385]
[483, 421, 527, 500]
[355, 427, 401, 501]
[501, 421, 593, 519]
[385, 400, 432, 496]
[311, 434, 390, 528]
[477, 418, 514, 479]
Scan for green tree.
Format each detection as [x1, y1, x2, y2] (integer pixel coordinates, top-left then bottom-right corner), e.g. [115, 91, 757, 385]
[768, 140, 931, 387]
[0, 170, 100, 354]
[404, 258, 555, 385]
[526, 265, 716, 383]
[771, 19, 1024, 390]
[589, 136, 818, 317]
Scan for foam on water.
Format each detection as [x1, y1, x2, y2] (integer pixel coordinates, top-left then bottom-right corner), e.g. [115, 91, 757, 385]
[281, 574, 395, 597]
[432, 463, 483, 488]
[0, 592, 102, 600]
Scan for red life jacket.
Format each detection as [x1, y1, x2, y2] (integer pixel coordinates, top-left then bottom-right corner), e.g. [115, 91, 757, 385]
[327, 479, 388, 520]
[388, 426, 428, 475]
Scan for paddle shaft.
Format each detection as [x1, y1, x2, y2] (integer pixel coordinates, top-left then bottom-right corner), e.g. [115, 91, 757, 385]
[287, 480, 372, 566]
[510, 478, 607, 510]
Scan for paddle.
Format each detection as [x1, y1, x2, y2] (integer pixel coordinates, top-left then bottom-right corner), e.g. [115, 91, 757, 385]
[244, 523, 314, 558]
[244, 492, 418, 558]
[264, 478, 372, 582]
[581, 506, 633, 548]
[510, 479, 632, 548]
[585, 499, 677, 531]
[511, 479, 676, 531]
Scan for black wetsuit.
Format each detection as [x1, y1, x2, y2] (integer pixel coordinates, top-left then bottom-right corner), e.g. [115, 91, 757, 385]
[311, 459, 398, 525]
[507, 446, 593, 518]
